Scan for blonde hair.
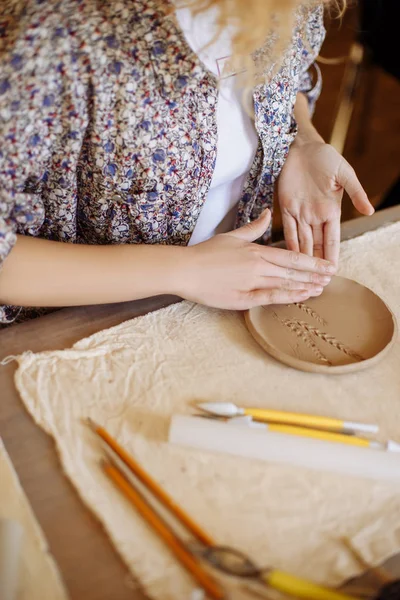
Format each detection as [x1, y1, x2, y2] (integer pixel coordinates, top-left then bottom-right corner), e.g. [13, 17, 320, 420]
[180, 0, 346, 84]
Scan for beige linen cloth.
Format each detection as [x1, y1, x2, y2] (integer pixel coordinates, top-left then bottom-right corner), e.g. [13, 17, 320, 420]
[0, 438, 68, 600]
[13, 222, 400, 599]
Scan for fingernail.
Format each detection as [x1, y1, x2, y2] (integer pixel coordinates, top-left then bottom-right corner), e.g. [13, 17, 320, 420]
[314, 286, 323, 294]
[321, 276, 331, 284]
[326, 264, 336, 274]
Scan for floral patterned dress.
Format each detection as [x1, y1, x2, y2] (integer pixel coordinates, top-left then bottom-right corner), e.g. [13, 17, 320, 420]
[0, 0, 325, 324]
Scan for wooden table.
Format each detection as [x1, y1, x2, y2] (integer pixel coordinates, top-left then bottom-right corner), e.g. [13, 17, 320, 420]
[1, 205, 400, 600]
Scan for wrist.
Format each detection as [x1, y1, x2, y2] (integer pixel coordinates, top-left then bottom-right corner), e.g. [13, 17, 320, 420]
[293, 93, 324, 146]
[295, 124, 324, 146]
[151, 244, 193, 298]
[165, 243, 205, 300]
[117, 243, 189, 299]
[294, 109, 325, 145]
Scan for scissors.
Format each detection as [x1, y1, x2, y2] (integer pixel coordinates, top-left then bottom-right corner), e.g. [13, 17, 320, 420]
[191, 545, 400, 600]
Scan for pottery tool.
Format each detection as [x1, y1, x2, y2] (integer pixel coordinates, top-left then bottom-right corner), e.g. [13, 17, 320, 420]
[224, 420, 386, 449]
[101, 460, 225, 600]
[87, 419, 359, 600]
[199, 414, 396, 451]
[195, 402, 379, 435]
[86, 418, 223, 599]
[86, 418, 213, 546]
[169, 416, 400, 482]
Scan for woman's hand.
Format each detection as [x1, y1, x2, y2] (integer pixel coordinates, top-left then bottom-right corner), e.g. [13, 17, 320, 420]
[1, 211, 334, 311]
[277, 131, 374, 267]
[177, 209, 336, 310]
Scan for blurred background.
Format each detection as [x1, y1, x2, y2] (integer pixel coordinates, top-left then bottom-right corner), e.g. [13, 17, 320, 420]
[273, 0, 400, 236]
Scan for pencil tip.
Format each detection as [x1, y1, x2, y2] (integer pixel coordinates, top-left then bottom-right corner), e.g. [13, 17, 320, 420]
[84, 417, 98, 430]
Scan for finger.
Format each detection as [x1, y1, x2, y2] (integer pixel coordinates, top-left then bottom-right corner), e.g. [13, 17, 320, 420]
[282, 214, 299, 252]
[256, 277, 324, 293]
[261, 264, 331, 286]
[338, 160, 374, 216]
[260, 247, 336, 275]
[229, 208, 271, 242]
[323, 219, 341, 267]
[311, 224, 324, 259]
[245, 288, 313, 309]
[298, 222, 313, 256]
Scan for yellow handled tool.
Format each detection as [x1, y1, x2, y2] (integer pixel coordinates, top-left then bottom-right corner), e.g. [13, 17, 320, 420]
[265, 569, 359, 600]
[264, 423, 381, 448]
[196, 402, 378, 435]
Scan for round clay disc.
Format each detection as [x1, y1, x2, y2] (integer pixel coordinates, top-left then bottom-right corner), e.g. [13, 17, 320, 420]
[245, 276, 397, 374]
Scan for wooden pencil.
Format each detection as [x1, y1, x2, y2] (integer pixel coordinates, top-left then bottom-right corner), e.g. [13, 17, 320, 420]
[101, 460, 226, 600]
[86, 418, 214, 547]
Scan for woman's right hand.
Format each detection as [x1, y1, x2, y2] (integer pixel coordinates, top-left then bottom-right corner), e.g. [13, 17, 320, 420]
[178, 209, 336, 310]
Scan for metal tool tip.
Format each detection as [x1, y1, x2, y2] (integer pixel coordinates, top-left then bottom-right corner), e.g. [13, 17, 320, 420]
[190, 400, 209, 409]
[195, 402, 240, 417]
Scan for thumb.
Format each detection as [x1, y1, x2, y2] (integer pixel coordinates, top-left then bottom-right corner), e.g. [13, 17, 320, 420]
[338, 160, 375, 216]
[229, 208, 271, 242]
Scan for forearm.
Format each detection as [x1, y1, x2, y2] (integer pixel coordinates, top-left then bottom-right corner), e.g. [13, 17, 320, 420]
[294, 92, 324, 144]
[0, 236, 186, 307]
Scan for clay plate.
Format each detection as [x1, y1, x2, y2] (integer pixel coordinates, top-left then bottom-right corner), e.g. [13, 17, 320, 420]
[245, 276, 397, 374]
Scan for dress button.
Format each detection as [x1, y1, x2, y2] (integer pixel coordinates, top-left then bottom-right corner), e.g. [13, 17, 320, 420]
[112, 194, 124, 204]
[247, 217, 251, 224]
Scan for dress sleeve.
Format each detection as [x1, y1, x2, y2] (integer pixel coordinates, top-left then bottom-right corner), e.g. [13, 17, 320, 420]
[0, 2, 79, 323]
[297, 5, 326, 115]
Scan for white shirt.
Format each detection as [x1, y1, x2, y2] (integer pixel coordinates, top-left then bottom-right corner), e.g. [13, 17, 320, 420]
[175, 6, 259, 245]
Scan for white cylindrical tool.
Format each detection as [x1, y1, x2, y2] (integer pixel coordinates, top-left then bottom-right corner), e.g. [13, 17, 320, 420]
[0, 519, 23, 600]
[169, 416, 400, 482]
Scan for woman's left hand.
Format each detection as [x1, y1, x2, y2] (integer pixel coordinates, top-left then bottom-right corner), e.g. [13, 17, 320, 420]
[277, 136, 375, 266]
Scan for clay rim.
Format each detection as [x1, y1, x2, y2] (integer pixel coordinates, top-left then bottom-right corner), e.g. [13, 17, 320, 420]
[244, 287, 398, 375]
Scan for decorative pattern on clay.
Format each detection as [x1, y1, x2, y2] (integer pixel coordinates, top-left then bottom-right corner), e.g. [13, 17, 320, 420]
[292, 302, 327, 326]
[282, 318, 364, 363]
[280, 318, 332, 365]
[267, 305, 365, 365]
